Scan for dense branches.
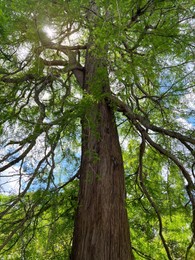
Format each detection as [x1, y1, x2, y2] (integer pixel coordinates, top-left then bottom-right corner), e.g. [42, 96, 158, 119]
[0, 0, 194, 259]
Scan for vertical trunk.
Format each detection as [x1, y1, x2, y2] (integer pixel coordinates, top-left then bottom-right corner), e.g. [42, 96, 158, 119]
[71, 47, 134, 259]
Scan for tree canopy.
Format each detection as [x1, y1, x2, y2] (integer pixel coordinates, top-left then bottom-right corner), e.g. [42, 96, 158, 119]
[0, 0, 195, 259]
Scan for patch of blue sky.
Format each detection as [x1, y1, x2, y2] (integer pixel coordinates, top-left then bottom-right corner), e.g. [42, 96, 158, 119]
[187, 116, 195, 126]
[158, 63, 194, 129]
[53, 150, 81, 185]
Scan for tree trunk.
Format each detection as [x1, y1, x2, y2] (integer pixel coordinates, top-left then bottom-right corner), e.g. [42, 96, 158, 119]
[71, 47, 134, 259]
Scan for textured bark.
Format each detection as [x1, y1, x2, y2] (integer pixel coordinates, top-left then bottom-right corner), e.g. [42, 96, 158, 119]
[70, 46, 134, 259]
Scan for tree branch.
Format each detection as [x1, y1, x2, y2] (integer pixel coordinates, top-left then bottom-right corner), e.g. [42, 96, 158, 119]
[138, 132, 173, 260]
[110, 95, 195, 145]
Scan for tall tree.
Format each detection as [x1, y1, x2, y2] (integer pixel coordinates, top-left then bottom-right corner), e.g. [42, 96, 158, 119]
[0, 0, 194, 259]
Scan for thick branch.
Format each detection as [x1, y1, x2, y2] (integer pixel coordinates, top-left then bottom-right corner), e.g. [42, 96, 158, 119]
[40, 58, 69, 67]
[37, 43, 87, 52]
[109, 95, 194, 189]
[110, 95, 195, 145]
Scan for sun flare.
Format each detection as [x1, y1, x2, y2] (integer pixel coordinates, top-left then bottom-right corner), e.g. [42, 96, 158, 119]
[43, 25, 56, 39]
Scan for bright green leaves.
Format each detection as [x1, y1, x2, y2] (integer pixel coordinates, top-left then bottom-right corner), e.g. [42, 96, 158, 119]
[0, 182, 78, 259]
[124, 140, 193, 258]
[0, 0, 194, 258]
[119, 109, 195, 259]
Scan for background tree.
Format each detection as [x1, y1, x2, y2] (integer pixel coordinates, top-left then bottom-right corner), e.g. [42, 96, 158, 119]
[0, 0, 195, 259]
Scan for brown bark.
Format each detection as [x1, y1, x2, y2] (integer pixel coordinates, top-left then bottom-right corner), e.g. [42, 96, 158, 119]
[70, 46, 134, 259]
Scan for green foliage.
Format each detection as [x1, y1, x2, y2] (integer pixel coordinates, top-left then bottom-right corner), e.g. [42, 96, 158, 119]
[124, 142, 194, 259]
[0, 0, 194, 258]
[0, 181, 78, 259]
